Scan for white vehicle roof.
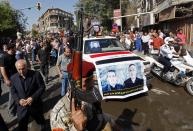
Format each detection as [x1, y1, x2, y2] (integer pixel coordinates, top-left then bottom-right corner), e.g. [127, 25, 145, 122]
[83, 36, 116, 41]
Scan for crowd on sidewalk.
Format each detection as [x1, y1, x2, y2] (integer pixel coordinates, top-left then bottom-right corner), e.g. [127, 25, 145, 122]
[117, 28, 187, 54]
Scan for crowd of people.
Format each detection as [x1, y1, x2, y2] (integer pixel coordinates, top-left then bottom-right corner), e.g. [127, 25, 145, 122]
[117, 28, 189, 77]
[118, 28, 187, 55]
[0, 27, 190, 131]
[0, 33, 74, 131]
[0, 31, 115, 130]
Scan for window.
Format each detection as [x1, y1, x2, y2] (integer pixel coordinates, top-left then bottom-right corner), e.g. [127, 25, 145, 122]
[84, 38, 125, 54]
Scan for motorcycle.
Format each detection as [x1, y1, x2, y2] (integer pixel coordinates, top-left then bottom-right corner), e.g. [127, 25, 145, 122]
[146, 52, 193, 96]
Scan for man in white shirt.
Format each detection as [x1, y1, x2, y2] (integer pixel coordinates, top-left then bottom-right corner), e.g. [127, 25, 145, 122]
[164, 32, 175, 44]
[16, 29, 22, 39]
[125, 35, 132, 50]
[159, 39, 178, 75]
[141, 32, 150, 55]
[158, 29, 164, 39]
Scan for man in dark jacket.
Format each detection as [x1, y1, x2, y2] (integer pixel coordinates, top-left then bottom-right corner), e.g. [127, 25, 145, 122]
[37, 41, 50, 83]
[0, 44, 9, 131]
[124, 64, 143, 88]
[0, 44, 17, 116]
[103, 70, 123, 92]
[11, 59, 46, 131]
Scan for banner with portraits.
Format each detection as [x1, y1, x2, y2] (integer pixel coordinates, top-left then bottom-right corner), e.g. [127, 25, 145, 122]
[95, 60, 148, 99]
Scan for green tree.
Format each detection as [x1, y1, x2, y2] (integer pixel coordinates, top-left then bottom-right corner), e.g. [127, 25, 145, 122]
[0, 1, 27, 38]
[75, 0, 123, 31]
[31, 29, 39, 38]
[75, 0, 141, 31]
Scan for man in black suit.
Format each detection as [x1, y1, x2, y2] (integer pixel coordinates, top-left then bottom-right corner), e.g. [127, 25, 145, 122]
[103, 70, 123, 92]
[0, 45, 9, 131]
[124, 64, 143, 88]
[37, 41, 50, 84]
[10, 59, 46, 131]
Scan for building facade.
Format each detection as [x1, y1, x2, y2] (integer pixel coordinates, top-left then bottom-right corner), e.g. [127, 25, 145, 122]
[38, 8, 73, 34]
[139, 0, 193, 46]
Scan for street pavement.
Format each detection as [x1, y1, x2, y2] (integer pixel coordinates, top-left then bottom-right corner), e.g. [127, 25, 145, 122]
[102, 77, 193, 131]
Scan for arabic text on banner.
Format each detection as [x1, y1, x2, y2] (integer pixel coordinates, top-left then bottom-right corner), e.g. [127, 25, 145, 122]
[95, 60, 148, 99]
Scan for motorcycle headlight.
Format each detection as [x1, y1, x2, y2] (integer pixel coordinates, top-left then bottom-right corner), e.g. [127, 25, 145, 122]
[144, 64, 151, 75]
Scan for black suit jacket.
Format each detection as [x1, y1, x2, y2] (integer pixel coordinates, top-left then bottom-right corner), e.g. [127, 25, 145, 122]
[103, 84, 123, 92]
[124, 77, 144, 88]
[10, 70, 45, 121]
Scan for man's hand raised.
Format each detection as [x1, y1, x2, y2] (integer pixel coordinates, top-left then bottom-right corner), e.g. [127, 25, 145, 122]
[71, 98, 87, 131]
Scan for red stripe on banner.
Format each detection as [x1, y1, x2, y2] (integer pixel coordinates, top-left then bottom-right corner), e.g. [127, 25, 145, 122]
[90, 51, 132, 58]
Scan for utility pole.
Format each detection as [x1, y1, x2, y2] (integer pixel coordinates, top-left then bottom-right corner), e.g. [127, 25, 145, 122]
[120, 0, 122, 32]
[52, 0, 54, 8]
[136, 8, 141, 28]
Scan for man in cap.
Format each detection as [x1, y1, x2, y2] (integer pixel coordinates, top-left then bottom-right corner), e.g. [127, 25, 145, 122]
[158, 38, 179, 76]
